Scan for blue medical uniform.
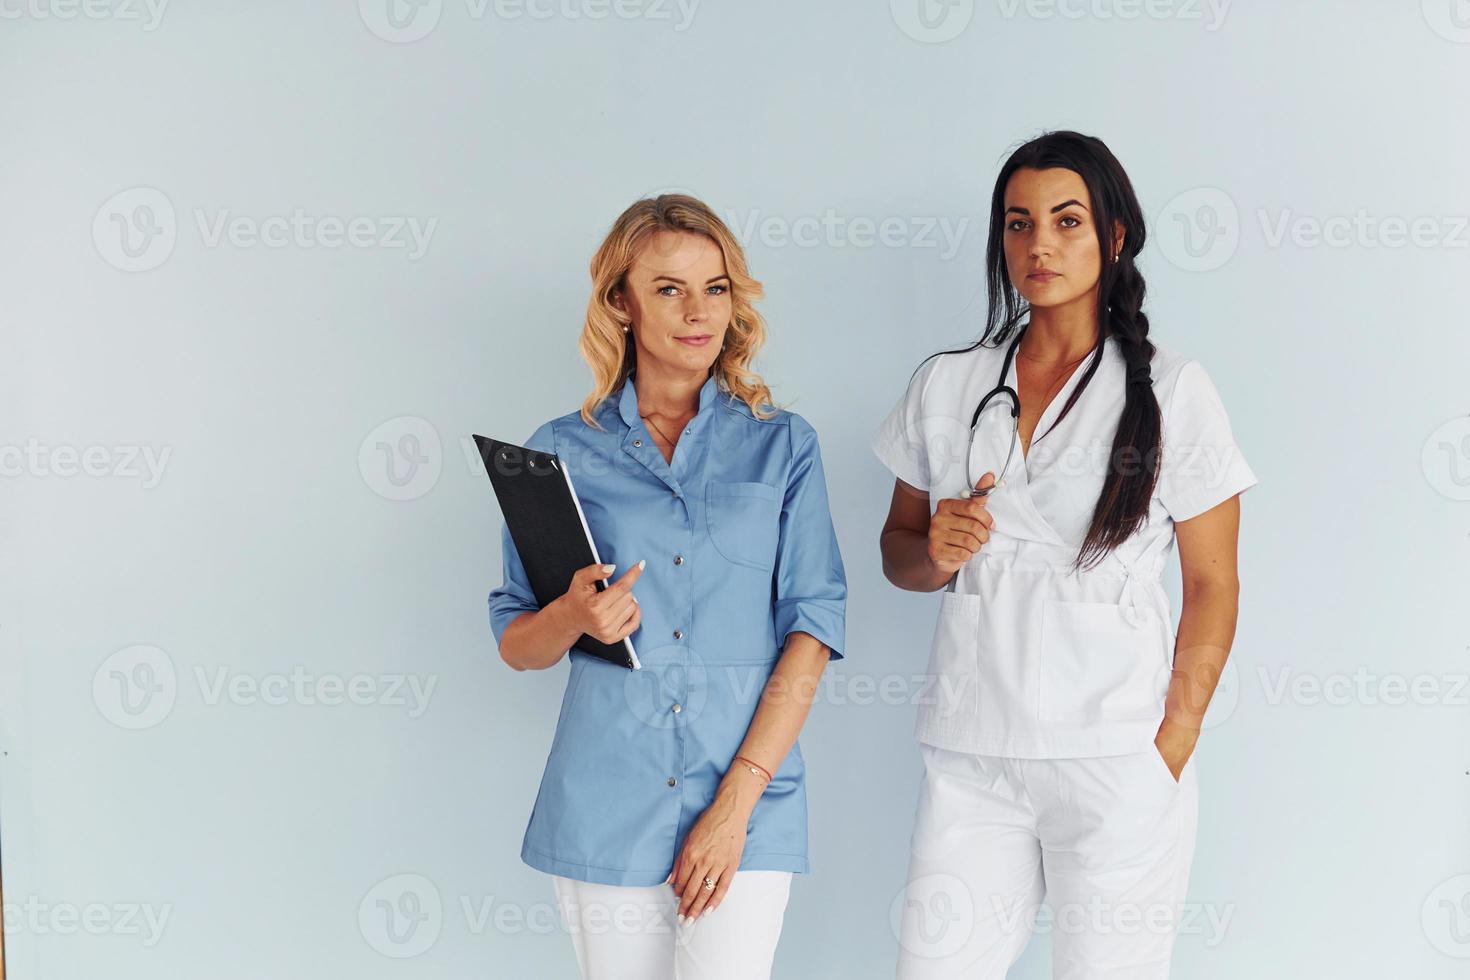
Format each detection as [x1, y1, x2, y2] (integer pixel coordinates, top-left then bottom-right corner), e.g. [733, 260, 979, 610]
[488, 371, 847, 887]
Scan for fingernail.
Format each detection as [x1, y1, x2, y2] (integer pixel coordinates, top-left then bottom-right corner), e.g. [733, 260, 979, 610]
[637, 559, 646, 570]
[632, 595, 639, 603]
[602, 564, 615, 574]
[702, 907, 712, 917]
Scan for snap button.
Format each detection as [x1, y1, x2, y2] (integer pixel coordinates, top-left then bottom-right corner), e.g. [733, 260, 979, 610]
[633, 438, 643, 447]
[667, 777, 677, 787]
[671, 703, 682, 714]
[673, 630, 683, 640]
[673, 555, 684, 565]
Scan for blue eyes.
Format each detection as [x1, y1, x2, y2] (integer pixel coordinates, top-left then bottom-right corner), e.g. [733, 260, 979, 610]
[658, 284, 729, 296]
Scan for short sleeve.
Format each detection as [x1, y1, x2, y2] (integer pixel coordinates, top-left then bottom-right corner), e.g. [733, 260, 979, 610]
[772, 416, 848, 661]
[1157, 361, 1259, 521]
[870, 355, 941, 492]
[487, 420, 558, 648]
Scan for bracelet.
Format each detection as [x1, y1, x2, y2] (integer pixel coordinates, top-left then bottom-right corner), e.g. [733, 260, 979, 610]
[732, 755, 772, 784]
[1162, 715, 1203, 733]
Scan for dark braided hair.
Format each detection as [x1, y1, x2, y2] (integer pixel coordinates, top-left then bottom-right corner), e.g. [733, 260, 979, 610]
[912, 130, 1160, 570]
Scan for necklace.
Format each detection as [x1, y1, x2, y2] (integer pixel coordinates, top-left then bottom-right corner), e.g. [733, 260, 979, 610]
[639, 411, 678, 446]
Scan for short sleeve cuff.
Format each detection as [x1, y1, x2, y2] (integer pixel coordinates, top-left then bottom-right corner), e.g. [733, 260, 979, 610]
[774, 600, 845, 662]
[488, 587, 540, 647]
[870, 427, 929, 492]
[1164, 463, 1259, 522]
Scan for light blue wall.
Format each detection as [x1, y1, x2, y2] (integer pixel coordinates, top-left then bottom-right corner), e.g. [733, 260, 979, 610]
[2, 2, 1468, 977]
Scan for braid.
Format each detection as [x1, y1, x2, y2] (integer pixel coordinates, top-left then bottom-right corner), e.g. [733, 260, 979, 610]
[1075, 254, 1162, 570]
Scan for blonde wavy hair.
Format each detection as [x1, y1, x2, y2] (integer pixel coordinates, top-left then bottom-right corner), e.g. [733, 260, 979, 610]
[578, 194, 779, 428]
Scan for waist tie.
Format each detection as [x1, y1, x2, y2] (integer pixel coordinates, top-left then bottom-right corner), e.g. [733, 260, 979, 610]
[965, 538, 1167, 629]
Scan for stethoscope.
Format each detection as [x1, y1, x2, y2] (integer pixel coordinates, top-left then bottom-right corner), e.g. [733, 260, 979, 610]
[961, 327, 1027, 499]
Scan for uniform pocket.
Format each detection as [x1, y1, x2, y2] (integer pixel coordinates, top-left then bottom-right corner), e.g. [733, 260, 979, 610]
[1146, 743, 1181, 790]
[923, 592, 981, 720]
[1038, 599, 1168, 724]
[705, 481, 781, 572]
[545, 653, 588, 759]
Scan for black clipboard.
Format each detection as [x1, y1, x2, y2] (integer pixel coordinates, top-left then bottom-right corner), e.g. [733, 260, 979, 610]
[475, 434, 640, 670]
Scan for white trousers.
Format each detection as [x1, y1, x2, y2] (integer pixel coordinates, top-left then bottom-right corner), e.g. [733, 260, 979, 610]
[550, 870, 793, 980]
[896, 743, 1199, 979]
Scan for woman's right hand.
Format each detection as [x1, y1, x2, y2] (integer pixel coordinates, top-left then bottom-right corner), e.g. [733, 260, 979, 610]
[927, 472, 997, 575]
[555, 560, 645, 643]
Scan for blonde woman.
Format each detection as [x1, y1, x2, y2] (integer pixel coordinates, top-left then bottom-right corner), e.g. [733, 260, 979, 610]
[488, 195, 847, 980]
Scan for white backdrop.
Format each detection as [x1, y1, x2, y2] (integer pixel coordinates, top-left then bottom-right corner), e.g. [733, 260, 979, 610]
[2, 2, 1468, 977]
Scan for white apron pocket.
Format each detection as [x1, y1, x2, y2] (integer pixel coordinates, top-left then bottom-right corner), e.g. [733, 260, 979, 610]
[1038, 599, 1168, 724]
[923, 592, 981, 721]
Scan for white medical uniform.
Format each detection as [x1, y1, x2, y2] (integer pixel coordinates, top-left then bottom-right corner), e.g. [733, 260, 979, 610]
[871, 334, 1257, 978]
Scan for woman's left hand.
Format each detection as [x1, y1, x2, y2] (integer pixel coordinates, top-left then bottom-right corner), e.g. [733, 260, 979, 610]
[1154, 716, 1199, 781]
[666, 787, 752, 921]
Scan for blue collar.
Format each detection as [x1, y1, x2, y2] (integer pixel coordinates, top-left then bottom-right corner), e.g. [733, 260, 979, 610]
[616, 371, 721, 429]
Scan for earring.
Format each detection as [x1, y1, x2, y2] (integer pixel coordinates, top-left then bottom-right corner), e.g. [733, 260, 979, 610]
[623, 326, 630, 333]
